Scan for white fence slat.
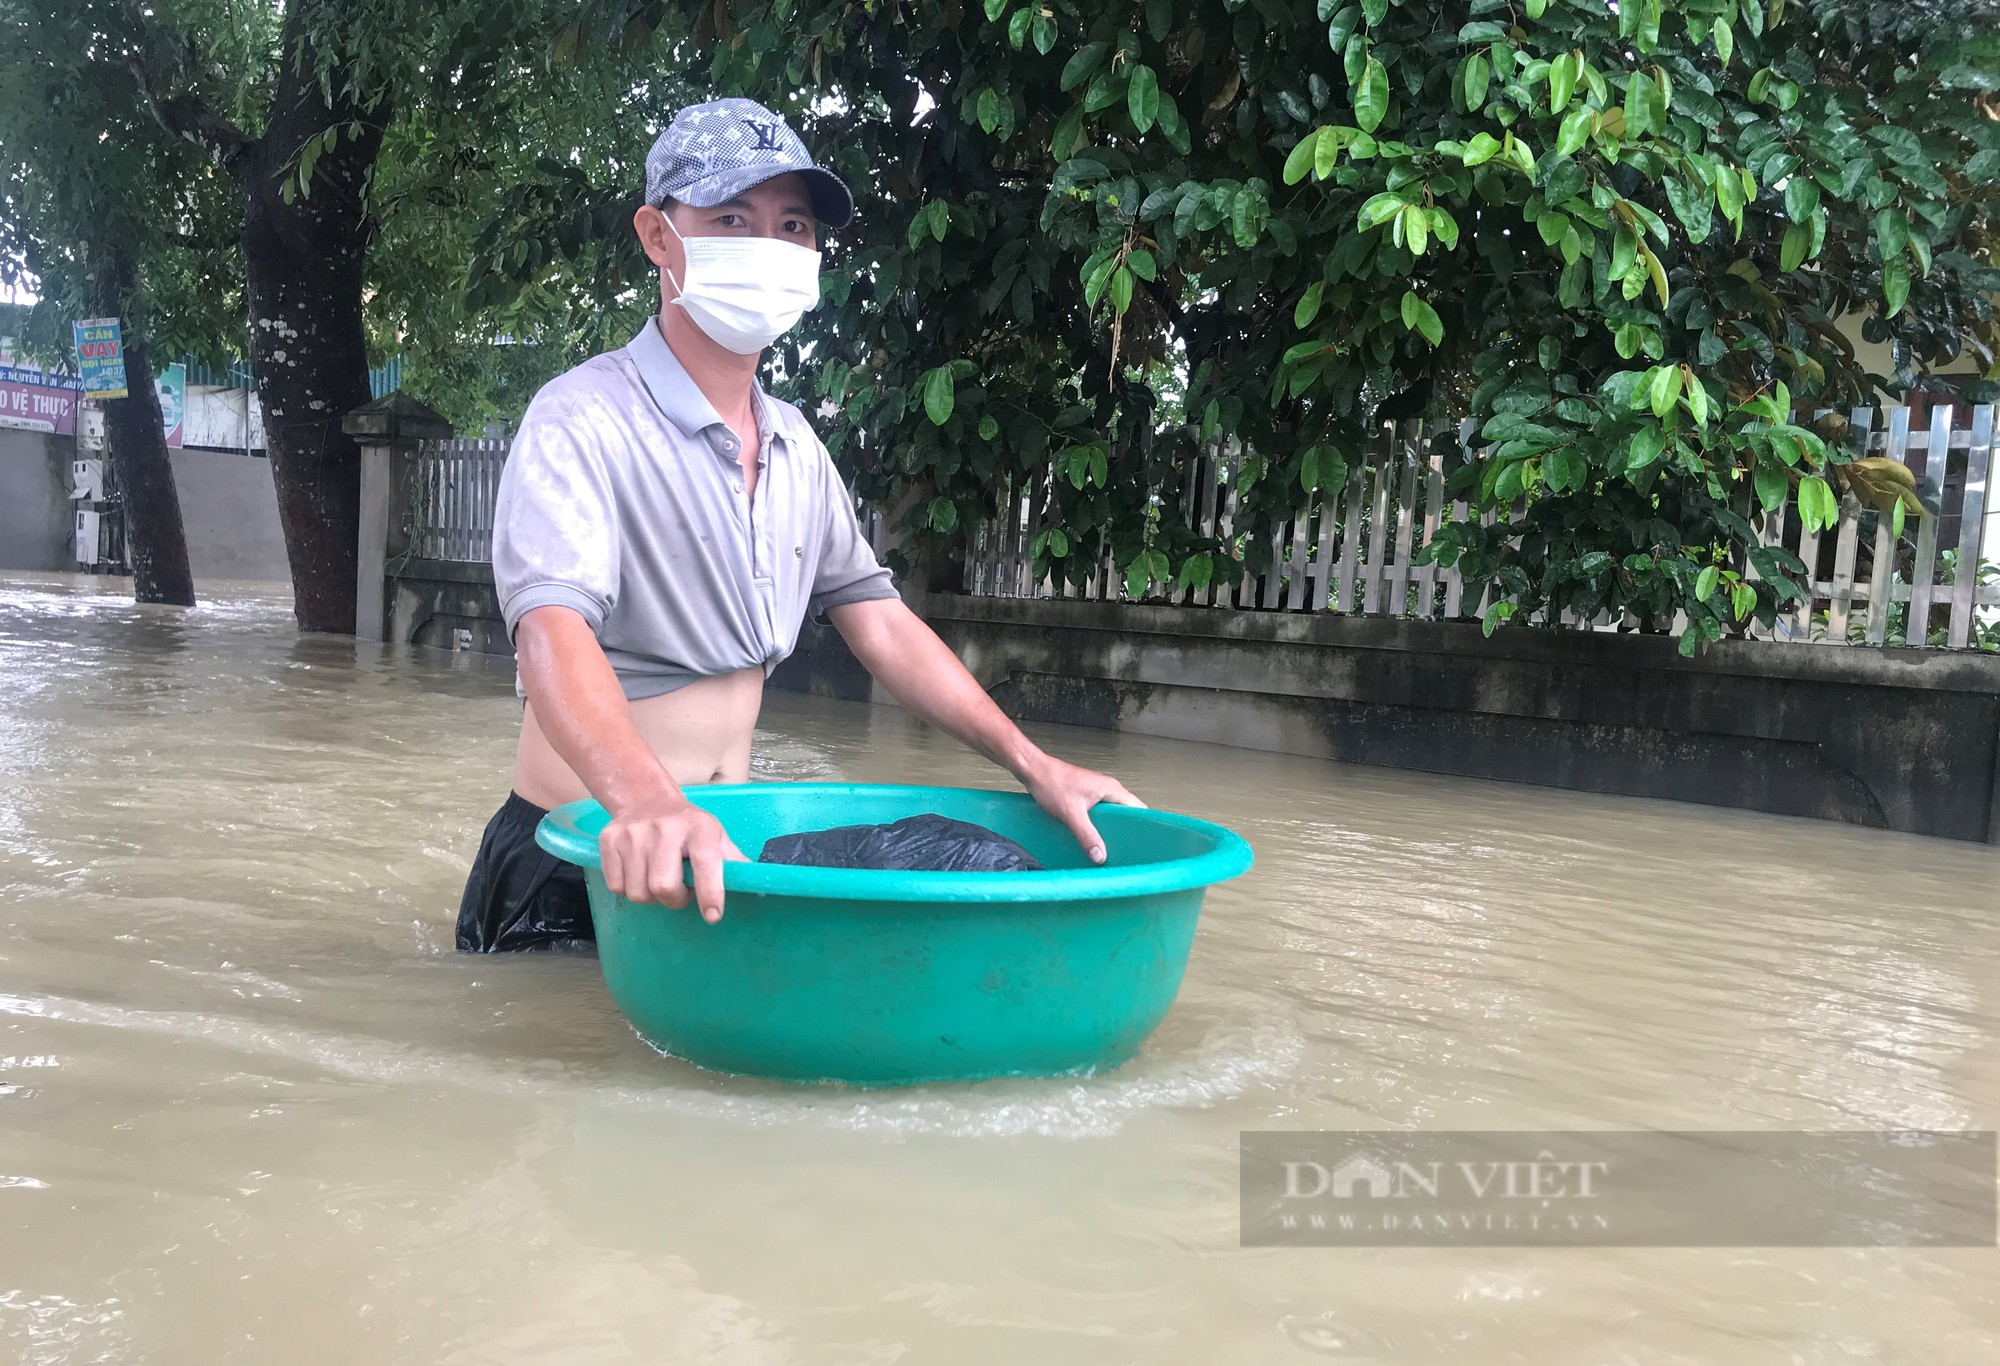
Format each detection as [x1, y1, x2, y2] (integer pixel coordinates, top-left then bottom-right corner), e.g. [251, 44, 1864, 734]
[1794, 410, 1835, 640]
[1303, 494, 1334, 611]
[1196, 444, 1222, 607]
[1363, 434, 1394, 614]
[1865, 408, 1908, 645]
[1825, 407, 1872, 642]
[1947, 404, 1994, 649]
[1387, 422, 1421, 618]
[1906, 405, 1953, 646]
[1284, 506, 1311, 611]
[1412, 431, 1446, 617]
[1336, 458, 1364, 614]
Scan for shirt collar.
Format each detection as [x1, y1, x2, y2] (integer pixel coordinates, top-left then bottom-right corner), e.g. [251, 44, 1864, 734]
[625, 317, 794, 459]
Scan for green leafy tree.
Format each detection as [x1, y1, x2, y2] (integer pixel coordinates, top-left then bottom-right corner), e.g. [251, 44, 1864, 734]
[0, 1, 246, 605]
[35, 0, 575, 631]
[507, 0, 1995, 648]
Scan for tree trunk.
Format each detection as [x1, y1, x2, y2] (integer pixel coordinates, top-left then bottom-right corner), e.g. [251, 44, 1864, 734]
[93, 250, 196, 608]
[234, 5, 388, 634]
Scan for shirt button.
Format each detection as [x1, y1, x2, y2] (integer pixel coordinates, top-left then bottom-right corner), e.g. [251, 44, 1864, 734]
[794, 545, 803, 558]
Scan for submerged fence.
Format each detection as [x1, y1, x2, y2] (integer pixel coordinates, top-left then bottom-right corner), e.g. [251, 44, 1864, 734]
[966, 405, 1998, 650]
[406, 405, 1997, 650]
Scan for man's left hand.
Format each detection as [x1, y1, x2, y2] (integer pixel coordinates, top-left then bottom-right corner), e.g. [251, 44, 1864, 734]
[1022, 756, 1146, 865]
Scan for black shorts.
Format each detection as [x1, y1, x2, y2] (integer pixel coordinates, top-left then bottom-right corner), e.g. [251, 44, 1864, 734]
[456, 792, 595, 952]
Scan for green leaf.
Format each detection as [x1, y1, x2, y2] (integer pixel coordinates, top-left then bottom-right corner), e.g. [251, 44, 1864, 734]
[1460, 53, 1490, 112]
[1127, 249, 1157, 282]
[1175, 552, 1215, 592]
[1799, 476, 1838, 532]
[1460, 131, 1503, 167]
[1060, 43, 1109, 92]
[1129, 65, 1160, 134]
[1874, 208, 1908, 262]
[1283, 130, 1321, 185]
[1362, 0, 1390, 24]
[1754, 463, 1788, 511]
[1295, 280, 1325, 328]
[928, 496, 959, 534]
[1623, 71, 1664, 137]
[1316, 126, 1344, 178]
[978, 415, 999, 442]
[1784, 177, 1819, 224]
[1780, 222, 1810, 272]
[1049, 105, 1086, 160]
[1730, 581, 1755, 621]
[1007, 7, 1032, 50]
[1883, 259, 1910, 317]
[1556, 105, 1593, 157]
[1648, 364, 1682, 418]
[923, 366, 955, 426]
[1400, 291, 1443, 346]
[1355, 56, 1389, 133]
[976, 87, 1002, 134]
[1549, 51, 1576, 113]
[1694, 564, 1719, 601]
[983, 0, 1007, 19]
[1110, 266, 1135, 315]
[1402, 204, 1429, 255]
[1032, 12, 1057, 54]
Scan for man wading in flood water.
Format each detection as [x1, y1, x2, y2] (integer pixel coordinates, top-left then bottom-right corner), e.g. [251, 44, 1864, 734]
[459, 98, 1142, 952]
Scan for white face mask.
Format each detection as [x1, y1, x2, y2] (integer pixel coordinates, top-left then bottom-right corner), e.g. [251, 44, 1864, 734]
[663, 214, 822, 355]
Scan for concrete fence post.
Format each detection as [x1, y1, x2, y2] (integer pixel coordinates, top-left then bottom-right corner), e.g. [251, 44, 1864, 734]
[341, 392, 452, 640]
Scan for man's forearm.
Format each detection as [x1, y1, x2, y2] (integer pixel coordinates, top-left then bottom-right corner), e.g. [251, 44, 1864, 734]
[515, 605, 684, 814]
[828, 598, 1048, 781]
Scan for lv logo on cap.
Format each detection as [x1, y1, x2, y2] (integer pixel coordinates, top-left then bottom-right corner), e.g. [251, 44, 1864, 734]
[745, 118, 785, 152]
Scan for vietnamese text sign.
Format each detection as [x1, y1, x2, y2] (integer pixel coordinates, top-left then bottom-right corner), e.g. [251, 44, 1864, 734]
[0, 364, 82, 435]
[1241, 1130, 1996, 1246]
[73, 318, 127, 400]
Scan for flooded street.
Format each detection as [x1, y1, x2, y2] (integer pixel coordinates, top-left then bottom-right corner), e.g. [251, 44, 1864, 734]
[4, 570, 2000, 1364]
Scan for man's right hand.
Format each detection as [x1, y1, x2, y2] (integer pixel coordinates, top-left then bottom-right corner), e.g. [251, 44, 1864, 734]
[598, 792, 748, 923]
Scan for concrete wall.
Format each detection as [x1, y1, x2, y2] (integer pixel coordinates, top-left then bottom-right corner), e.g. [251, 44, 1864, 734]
[384, 559, 515, 657]
[773, 593, 2000, 845]
[0, 427, 74, 570]
[356, 562, 2000, 844]
[168, 448, 289, 581]
[0, 432, 289, 580]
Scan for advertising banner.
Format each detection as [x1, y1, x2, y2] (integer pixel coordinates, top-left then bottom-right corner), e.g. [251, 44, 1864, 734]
[0, 363, 81, 435]
[73, 317, 128, 400]
[156, 362, 185, 447]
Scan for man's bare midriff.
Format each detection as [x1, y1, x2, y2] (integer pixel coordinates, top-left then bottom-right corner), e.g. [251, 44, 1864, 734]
[510, 666, 767, 809]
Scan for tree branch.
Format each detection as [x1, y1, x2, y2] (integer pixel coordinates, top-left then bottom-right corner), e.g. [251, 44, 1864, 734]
[114, 7, 257, 179]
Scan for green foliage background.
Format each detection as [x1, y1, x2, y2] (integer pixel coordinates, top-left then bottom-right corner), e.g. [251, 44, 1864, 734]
[581, 0, 1992, 647]
[9, 0, 1995, 645]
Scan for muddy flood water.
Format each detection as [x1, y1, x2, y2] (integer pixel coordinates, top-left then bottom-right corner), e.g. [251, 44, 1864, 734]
[4, 571, 2000, 1364]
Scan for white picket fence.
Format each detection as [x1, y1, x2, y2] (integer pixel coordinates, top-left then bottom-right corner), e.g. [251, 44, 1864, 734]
[965, 405, 1999, 650]
[412, 439, 507, 562]
[407, 436, 889, 565]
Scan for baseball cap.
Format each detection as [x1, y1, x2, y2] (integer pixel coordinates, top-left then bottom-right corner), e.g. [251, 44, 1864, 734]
[644, 97, 855, 230]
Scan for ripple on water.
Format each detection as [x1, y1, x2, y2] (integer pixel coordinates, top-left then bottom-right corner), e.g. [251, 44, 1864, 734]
[0, 989, 1303, 1140]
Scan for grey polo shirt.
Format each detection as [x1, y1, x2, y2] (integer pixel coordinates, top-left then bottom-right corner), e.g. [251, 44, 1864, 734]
[492, 319, 898, 699]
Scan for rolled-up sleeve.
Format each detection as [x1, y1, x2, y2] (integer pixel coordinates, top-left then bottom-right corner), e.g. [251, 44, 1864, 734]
[807, 451, 898, 616]
[493, 397, 620, 639]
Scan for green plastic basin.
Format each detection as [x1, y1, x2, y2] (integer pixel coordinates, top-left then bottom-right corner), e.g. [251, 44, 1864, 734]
[535, 783, 1253, 1085]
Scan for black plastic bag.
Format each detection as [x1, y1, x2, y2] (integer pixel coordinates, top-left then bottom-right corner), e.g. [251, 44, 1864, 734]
[758, 814, 1044, 872]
